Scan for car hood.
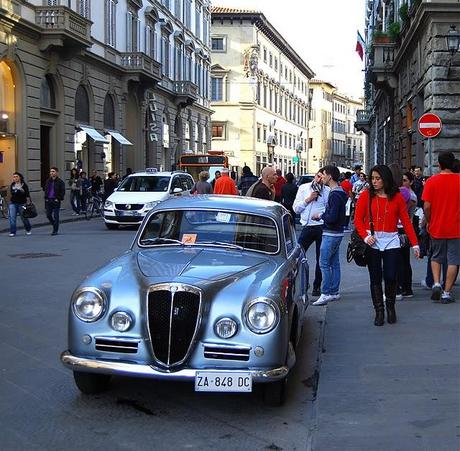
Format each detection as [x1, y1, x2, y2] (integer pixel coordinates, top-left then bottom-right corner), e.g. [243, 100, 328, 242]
[137, 248, 270, 281]
[107, 191, 167, 203]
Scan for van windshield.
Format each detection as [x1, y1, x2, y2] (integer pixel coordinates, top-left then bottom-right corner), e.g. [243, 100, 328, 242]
[117, 176, 171, 192]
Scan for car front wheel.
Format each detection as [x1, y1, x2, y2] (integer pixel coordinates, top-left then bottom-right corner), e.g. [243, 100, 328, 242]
[263, 377, 287, 406]
[73, 371, 111, 394]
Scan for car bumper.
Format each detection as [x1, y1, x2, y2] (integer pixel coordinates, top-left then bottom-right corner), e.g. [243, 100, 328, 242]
[104, 213, 144, 225]
[61, 351, 289, 383]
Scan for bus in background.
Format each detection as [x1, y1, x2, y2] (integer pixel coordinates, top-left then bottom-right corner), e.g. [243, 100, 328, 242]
[179, 151, 229, 182]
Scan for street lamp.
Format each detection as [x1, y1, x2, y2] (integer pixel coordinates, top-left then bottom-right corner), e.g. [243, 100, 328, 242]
[446, 25, 460, 55]
[266, 133, 276, 165]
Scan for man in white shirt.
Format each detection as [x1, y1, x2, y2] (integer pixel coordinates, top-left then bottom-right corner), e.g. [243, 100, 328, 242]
[293, 172, 330, 296]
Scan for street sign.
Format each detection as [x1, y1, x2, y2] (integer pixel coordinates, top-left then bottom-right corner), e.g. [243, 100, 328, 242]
[293, 156, 299, 163]
[418, 113, 442, 138]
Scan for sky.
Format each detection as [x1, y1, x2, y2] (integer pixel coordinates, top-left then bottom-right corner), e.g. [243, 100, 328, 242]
[213, 0, 366, 99]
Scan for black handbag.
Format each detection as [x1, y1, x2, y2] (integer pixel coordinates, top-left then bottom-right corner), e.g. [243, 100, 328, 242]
[22, 202, 38, 219]
[346, 194, 374, 267]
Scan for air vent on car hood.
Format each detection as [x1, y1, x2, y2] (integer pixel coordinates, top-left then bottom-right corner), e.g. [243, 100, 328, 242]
[95, 337, 140, 354]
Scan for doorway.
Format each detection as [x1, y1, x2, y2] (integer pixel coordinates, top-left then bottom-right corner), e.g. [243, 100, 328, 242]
[40, 125, 51, 188]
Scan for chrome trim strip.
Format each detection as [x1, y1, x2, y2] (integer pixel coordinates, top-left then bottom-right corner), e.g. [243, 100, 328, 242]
[61, 351, 289, 382]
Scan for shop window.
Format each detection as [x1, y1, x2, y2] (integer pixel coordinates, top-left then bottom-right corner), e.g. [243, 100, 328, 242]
[75, 85, 90, 124]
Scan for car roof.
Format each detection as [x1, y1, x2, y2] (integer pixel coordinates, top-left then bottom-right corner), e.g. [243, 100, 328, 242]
[149, 195, 286, 219]
[126, 171, 192, 177]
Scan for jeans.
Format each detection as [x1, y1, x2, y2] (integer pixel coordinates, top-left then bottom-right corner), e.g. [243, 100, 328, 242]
[70, 190, 81, 213]
[367, 247, 399, 286]
[298, 225, 323, 291]
[45, 199, 61, 233]
[319, 235, 343, 295]
[9, 203, 31, 234]
[397, 244, 412, 292]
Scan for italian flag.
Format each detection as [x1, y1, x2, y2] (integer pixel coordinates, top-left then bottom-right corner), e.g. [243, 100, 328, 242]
[356, 31, 365, 61]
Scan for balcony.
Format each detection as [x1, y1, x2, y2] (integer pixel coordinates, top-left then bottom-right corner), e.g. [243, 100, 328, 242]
[355, 109, 372, 134]
[119, 52, 162, 86]
[368, 43, 397, 91]
[35, 6, 92, 53]
[173, 81, 199, 107]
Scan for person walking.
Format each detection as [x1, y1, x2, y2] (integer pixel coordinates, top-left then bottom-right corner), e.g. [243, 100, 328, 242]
[69, 168, 81, 215]
[274, 169, 286, 202]
[80, 171, 91, 213]
[8, 172, 32, 237]
[350, 164, 362, 185]
[341, 171, 353, 230]
[311, 166, 348, 306]
[191, 171, 213, 194]
[213, 168, 238, 195]
[422, 151, 460, 304]
[44, 166, 65, 235]
[103, 172, 118, 201]
[210, 170, 221, 191]
[90, 170, 103, 195]
[354, 165, 419, 326]
[250, 166, 277, 200]
[238, 166, 258, 196]
[280, 173, 298, 222]
[293, 171, 330, 297]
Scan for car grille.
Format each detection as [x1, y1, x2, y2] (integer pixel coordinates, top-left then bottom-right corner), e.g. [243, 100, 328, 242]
[95, 337, 139, 354]
[115, 204, 144, 211]
[148, 284, 201, 367]
[204, 345, 250, 361]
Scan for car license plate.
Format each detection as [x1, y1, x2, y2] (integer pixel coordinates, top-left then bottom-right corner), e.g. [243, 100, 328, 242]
[118, 210, 140, 217]
[195, 371, 252, 392]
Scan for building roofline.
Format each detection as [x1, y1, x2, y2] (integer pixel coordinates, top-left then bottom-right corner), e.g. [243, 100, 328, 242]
[211, 7, 315, 79]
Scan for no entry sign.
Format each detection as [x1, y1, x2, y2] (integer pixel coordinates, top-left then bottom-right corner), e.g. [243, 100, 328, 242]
[418, 113, 442, 138]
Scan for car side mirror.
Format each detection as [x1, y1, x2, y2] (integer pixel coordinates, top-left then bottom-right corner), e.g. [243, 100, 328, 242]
[172, 187, 183, 194]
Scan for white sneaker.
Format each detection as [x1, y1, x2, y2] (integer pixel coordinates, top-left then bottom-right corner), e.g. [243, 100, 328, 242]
[9, 233, 15, 237]
[420, 279, 431, 290]
[395, 293, 403, 301]
[26, 231, 32, 236]
[312, 294, 332, 306]
[330, 293, 341, 302]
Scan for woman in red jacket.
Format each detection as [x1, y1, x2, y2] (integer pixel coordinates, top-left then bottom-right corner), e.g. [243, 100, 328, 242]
[355, 165, 420, 326]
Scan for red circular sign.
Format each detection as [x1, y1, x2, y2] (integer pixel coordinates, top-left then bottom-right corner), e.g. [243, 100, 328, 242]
[418, 113, 442, 138]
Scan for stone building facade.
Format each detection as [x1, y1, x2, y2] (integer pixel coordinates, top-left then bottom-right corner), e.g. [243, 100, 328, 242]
[357, 0, 460, 173]
[0, 0, 211, 200]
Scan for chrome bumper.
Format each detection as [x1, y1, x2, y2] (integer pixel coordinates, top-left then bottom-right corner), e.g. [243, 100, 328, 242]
[61, 351, 289, 383]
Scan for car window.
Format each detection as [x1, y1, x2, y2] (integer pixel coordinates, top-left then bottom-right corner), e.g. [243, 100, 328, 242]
[139, 210, 279, 254]
[283, 215, 294, 254]
[181, 175, 194, 191]
[170, 176, 182, 191]
[117, 176, 170, 192]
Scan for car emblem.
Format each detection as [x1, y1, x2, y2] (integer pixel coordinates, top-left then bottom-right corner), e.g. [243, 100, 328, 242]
[125, 204, 131, 210]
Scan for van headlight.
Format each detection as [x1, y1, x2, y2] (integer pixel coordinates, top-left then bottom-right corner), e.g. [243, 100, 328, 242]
[72, 288, 107, 322]
[244, 298, 279, 334]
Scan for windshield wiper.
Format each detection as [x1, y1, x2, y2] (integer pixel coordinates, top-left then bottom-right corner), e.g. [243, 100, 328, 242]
[198, 241, 244, 250]
[141, 238, 184, 246]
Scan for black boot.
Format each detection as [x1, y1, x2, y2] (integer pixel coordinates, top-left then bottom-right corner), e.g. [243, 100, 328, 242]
[385, 281, 398, 324]
[370, 285, 385, 326]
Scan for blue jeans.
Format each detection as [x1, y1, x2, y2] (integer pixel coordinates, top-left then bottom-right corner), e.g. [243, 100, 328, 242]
[70, 190, 81, 213]
[319, 235, 343, 295]
[298, 225, 323, 291]
[45, 199, 61, 233]
[9, 203, 31, 234]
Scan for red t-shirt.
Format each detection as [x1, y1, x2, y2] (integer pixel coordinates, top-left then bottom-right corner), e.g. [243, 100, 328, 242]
[213, 174, 238, 195]
[341, 179, 352, 197]
[422, 173, 460, 239]
[274, 176, 286, 197]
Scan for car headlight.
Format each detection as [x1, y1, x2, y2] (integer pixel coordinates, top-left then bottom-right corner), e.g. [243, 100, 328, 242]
[72, 288, 107, 322]
[104, 200, 114, 208]
[214, 318, 238, 339]
[244, 298, 279, 334]
[110, 311, 133, 332]
[144, 201, 159, 210]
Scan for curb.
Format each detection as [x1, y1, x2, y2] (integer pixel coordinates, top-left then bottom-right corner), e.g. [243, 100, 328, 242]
[0, 214, 89, 234]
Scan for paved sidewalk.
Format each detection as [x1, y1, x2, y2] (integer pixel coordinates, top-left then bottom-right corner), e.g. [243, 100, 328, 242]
[311, 257, 460, 450]
[0, 202, 87, 234]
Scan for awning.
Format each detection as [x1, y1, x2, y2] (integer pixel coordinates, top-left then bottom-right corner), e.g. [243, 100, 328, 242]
[106, 130, 133, 146]
[79, 126, 109, 143]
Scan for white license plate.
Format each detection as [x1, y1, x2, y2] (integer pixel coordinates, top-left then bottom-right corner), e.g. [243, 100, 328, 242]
[195, 371, 252, 392]
[118, 210, 140, 217]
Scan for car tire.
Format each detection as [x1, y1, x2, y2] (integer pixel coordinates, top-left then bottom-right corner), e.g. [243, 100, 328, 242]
[73, 371, 111, 394]
[105, 223, 119, 230]
[263, 377, 287, 407]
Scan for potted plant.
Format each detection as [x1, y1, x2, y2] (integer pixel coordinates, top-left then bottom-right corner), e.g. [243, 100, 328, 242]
[399, 3, 409, 25]
[373, 30, 391, 44]
[388, 22, 401, 42]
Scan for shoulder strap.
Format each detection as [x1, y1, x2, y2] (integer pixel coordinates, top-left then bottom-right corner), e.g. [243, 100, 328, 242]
[369, 192, 375, 236]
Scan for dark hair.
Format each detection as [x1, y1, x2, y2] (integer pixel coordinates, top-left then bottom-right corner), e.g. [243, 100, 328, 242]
[369, 165, 398, 199]
[70, 168, 79, 178]
[403, 171, 414, 182]
[50, 166, 58, 172]
[242, 166, 252, 175]
[80, 171, 87, 177]
[438, 151, 455, 170]
[388, 163, 403, 187]
[452, 159, 460, 174]
[345, 171, 352, 179]
[13, 172, 24, 183]
[108, 172, 115, 178]
[285, 172, 295, 183]
[321, 165, 340, 182]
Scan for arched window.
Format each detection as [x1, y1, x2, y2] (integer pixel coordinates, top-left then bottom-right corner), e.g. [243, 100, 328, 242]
[40, 75, 56, 109]
[75, 85, 90, 124]
[103, 94, 115, 129]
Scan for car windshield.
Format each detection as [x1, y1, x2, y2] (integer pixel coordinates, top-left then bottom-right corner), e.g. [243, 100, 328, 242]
[139, 210, 279, 254]
[117, 176, 171, 192]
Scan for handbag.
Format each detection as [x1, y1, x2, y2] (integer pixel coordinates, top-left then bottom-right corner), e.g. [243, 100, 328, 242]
[22, 202, 38, 219]
[346, 194, 374, 267]
[398, 229, 410, 248]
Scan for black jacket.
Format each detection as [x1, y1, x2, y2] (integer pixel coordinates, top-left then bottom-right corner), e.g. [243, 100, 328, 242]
[10, 182, 30, 204]
[44, 177, 65, 201]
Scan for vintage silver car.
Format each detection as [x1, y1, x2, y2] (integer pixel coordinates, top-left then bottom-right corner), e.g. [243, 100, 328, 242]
[61, 195, 309, 405]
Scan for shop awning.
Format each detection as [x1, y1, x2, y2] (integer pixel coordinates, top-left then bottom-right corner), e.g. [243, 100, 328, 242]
[79, 126, 109, 143]
[106, 130, 133, 146]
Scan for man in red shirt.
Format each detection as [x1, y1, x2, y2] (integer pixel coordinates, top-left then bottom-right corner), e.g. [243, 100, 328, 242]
[340, 171, 353, 230]
[422, 151, 460, 303]
[274, 169, 286, 202]
[213, 168, 238, 195]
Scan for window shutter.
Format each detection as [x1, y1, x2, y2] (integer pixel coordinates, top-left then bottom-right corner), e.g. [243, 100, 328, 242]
[145, 25, 151, 56]
[126, 12, 132, 52]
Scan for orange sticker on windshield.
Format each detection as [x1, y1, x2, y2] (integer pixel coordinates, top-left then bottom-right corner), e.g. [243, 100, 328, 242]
[182, 234, 197, 244]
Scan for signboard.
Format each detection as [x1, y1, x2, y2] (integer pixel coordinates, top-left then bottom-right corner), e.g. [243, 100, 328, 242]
[418, 113, 442, 138]
[180, 155, 227, 166]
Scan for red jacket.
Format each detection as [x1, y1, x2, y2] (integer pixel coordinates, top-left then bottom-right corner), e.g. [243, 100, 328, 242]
[355, 190, 418, 246]
[213, 174, 238, 195]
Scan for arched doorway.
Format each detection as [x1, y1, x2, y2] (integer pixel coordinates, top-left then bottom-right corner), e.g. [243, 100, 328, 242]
[0, 61, 16, 187]
[40, 75, 57, 188]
